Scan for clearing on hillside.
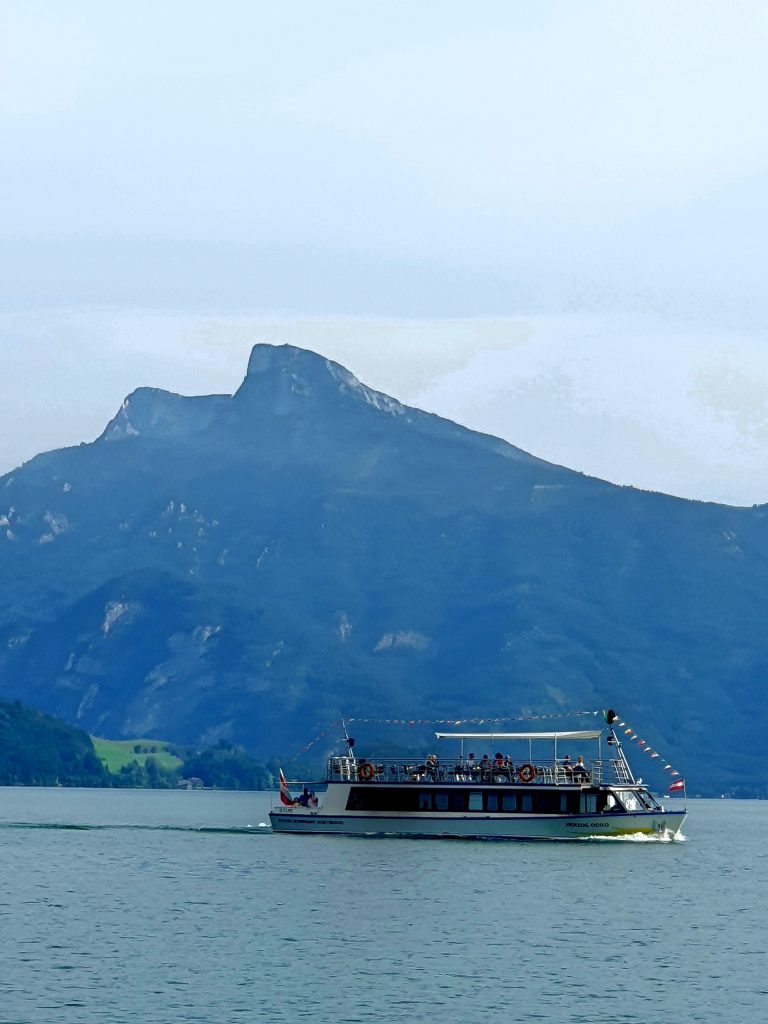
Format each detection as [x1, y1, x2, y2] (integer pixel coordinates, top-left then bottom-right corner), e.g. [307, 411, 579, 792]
[92, 737, 183, 774]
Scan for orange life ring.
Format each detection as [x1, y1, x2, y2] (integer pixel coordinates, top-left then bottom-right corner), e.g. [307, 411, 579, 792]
[518, 763, 536, 784]
[357, 762, 375, 782]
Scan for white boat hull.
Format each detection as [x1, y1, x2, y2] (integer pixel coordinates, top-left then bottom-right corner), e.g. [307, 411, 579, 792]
[269, 807, 686, 840]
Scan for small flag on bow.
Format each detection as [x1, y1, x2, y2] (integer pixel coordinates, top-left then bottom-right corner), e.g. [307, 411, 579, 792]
[278, 768, 294, 806]
[668, 778, 685, 793]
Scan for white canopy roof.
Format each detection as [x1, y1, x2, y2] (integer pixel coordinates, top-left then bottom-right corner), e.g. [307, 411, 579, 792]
[434, 730, 603, 742]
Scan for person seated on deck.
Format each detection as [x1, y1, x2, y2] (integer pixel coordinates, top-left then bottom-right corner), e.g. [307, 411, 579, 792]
[573, 755, 589, 781]
[561, 754, 573, 779]
[298, 787, 311, 807]
[426, 753, 439, 780]
[465, 753, 477, 778]
[502, 755, 514, 780]
[308, 791, 319, 808]
[480, 754, 491, 781]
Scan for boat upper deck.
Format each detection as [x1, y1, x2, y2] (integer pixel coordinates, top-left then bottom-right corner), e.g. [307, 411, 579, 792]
[327, 755, 634, 787]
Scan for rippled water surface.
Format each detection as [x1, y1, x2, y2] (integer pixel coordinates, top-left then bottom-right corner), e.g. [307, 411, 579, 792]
[0, 789, 765, 1023]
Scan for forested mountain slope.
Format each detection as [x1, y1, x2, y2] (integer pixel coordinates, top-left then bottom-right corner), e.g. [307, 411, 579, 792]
[1, 344, 765, 794]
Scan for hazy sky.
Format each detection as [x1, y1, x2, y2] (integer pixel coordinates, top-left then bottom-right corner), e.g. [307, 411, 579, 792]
[1, 2, 767, 504]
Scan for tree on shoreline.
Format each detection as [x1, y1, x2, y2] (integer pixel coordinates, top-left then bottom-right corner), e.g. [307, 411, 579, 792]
[0, 699, 109, 787]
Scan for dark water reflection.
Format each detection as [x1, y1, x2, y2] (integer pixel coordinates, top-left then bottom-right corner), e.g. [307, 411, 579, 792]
[0, 789, 765, 1023]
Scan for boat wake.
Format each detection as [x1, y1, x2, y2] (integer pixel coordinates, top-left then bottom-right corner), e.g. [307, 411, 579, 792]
[581, 828, 686, 843]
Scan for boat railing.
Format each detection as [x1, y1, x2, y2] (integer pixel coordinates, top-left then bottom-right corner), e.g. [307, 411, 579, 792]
[326, 756, 630, 786]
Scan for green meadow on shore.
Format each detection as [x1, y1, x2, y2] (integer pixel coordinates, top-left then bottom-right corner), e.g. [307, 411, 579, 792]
[92, 737, 183, 774]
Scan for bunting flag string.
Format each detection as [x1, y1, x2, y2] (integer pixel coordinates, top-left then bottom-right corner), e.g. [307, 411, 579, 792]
[284, 709, 605, 766]
[344, 709, 605, 726]
[613, 714, 684, 792]
[284, 720, 341, 765]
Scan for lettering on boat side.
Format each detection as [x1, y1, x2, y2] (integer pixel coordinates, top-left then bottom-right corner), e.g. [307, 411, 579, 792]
[285, 817, 345, 825]
[566, 821, 610, 828]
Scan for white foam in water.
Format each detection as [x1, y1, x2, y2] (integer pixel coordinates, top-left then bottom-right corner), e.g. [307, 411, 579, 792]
[582, 828, 687, 843]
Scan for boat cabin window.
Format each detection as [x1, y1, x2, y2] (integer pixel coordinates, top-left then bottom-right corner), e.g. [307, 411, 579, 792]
[346, 787, 420, 812]
[581, 793, 598, 814]
[345, 787, 581, 815]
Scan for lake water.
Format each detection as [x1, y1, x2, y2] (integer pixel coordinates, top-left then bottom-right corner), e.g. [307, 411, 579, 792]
[0, 789, 765, 1024]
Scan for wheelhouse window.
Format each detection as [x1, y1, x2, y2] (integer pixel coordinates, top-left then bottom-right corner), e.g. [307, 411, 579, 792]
[614, 789, 650, 812]
[635, 790, 660, 810]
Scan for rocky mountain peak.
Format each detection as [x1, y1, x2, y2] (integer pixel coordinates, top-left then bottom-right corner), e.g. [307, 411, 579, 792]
[237, 343, 406, 418]
[245, 342, 345, 381]
[99, 387, 230, 443]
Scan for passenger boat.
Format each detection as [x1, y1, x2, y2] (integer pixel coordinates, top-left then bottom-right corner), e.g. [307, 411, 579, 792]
[269, 712, 687, 840]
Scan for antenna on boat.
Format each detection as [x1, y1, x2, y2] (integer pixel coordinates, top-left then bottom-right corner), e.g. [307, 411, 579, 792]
[341, 718, 356, 759]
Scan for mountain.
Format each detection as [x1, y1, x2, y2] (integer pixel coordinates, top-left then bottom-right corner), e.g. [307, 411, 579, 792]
[1, 343, 766, 795]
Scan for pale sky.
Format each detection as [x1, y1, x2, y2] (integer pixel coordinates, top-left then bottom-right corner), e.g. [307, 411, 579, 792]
[1, 2, 767, 505]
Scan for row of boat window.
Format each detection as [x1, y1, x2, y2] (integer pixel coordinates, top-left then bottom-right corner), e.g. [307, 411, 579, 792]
[345, 787, 610, 815]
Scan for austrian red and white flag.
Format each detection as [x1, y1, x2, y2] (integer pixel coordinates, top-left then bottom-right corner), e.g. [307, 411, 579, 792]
[668, 778, 685, 793]
[278, 768, 294, 806]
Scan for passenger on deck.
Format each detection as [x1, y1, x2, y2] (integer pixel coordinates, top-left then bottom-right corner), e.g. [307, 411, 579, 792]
[480, 754, 491, 781]
[298, 787, 311, 807]
[494, 752, 504, 768]
[466, 753, 477, 778]
[426, 753, 439, 780]
[562, 754, 573, 778]
[573, 755, 589, 780]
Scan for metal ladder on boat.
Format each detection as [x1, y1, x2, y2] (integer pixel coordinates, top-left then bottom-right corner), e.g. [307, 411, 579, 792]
[611, 758, 632, 784]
